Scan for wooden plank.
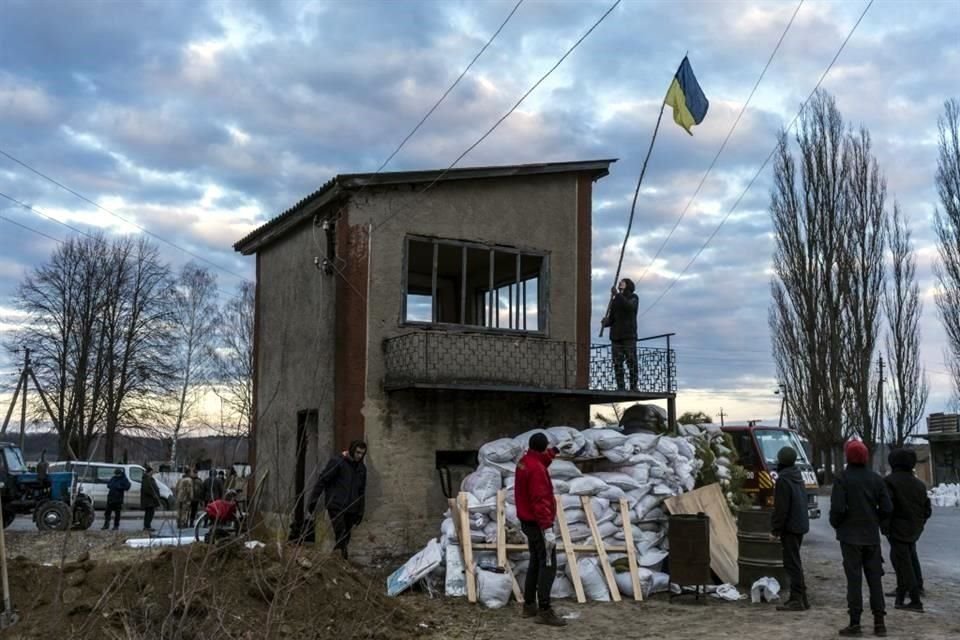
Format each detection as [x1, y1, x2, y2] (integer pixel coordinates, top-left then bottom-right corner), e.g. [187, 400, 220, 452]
[555, 496, 586, 603]
[471, 542, 629, 553]
[581, 495, 621, 602]
[505, 559, 524, 603]
[619, 497, 643, 601]
[495, 490, 523, 603]
[664, 483, 739, 585]
[457, 492, 477, 603]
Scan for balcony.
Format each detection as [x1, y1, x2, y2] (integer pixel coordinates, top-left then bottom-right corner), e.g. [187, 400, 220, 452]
[382, 331, 676, 402]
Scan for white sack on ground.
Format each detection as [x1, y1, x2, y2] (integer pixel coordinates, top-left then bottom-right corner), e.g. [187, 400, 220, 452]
[551, 574, 575, 599]
[572, 557, 611, 602]
[750, 577, 781, 603]
[477, 568, 513, 608]
[387, 538, 444, 597]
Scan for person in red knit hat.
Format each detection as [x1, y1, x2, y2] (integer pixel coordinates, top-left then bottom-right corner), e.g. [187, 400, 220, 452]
[830, 440, 893, 637]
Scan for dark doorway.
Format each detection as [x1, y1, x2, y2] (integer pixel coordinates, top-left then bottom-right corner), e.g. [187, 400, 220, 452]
[292, 409, 318, 540]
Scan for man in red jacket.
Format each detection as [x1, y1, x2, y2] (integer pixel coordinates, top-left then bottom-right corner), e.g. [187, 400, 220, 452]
[515, 432, 565, 626]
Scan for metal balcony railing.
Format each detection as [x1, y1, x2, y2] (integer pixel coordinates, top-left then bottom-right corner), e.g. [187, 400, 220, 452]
[383, 331, 676, 395]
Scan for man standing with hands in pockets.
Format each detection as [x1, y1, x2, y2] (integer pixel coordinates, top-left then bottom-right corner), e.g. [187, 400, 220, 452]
[515, 432, 565, 626]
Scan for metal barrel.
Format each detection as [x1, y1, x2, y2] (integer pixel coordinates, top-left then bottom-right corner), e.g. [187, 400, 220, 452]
[736, 507, 788, 590]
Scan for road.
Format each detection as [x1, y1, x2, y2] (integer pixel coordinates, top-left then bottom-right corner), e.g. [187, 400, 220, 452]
[806, 498, 960, 582]
[7, 510, 188, 534]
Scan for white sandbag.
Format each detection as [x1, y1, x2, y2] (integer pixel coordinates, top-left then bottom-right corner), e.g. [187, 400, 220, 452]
[624, 487, 651, 508]
[441, 517, 457, 541]
[484, 460, 517, 476]
[626, 433, 660, 451]
[590, 471, 642, 491]
[598, 484, 627, 503]
[635, 494, 663, 519]
[551, 573, 575, 599]
[571, 557, 611, 602]
[641, 507, 667, 522]
[675, 438, 696, 460]
[614, 568, 639, 598]
[566, 522, 591, 541]
[479, 438, 522, 464]
[552, 479, 570, 494]
[578, 439, 600, 459]
[596, 520, 618, 539]
[505, 503, 520, 528]
[560, 494, 583, 510]
[638, 547, 669, 569]
[445, 544, 466, 597]
[504, 475, 516, 489]
[634, 530, 663, 555]
[548, 459, 583, 479]
[546, 426, 586, 456]
[564, 508, 588, 524]
[750, 577, 781, 603]
[602, 443, 634, 464]
[656, 438, 679, 459]
[679, 424, 701, 438]
[714, 584, 745, 601]
[650, 451, 671, 466]
[650, 571, 671, 594]
[462, 467, 502, 502]
[613, 524, 644, 541]
[470, 512, 489, 530]
[568, 476, 610, 496]
[483, 520, 498, 543]
[477, 568, 513, 608]
[652, 483, 676, 496]
[582, 428, 628, 450]
[622, 464, 650, 484]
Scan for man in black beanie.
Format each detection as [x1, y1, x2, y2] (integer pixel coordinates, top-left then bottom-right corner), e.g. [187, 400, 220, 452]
[883, 448, 931, 612]
[771, 446, 810, 611]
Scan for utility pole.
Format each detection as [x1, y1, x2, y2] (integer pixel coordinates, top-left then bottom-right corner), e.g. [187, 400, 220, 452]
[18, 349, 29, 451]
[878, 356, 885, 473]
[717, 408, 726, 427]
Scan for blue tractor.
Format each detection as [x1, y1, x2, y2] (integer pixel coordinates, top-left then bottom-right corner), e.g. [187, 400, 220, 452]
[1, 442, 95, 531]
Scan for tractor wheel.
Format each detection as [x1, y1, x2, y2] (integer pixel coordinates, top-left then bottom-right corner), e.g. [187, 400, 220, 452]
[35, 501, 71, 531]
[2, 507, 15, 529]
[72, 502, 96, 530]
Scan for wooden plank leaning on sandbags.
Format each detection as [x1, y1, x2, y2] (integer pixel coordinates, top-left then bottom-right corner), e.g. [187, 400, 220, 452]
[457, 492, 477, 603]
[555, 496, 587, 603]
[581, 495, 621, 602]
[496, 489, 524, 603]
[619, 497, 643, 601]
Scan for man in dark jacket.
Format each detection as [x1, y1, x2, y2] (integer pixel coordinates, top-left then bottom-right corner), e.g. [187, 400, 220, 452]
[515, 433, 565, 627]
[771, 446, 810, 611]
[102, 468, 131, 530]
[883, 448, 931, 612]
[140, 465, 162, 532]
[830, 440, 893, 637]
[601, 278, 639, 391]
[203, 471, 224, 504]
[308, 440, 368, 560]
[190, 469, 204, 523]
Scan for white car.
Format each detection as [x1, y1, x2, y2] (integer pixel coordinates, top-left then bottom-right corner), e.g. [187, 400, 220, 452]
[48, 461, 174, 510]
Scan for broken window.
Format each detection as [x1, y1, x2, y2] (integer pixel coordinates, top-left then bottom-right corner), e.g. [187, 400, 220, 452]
[404, 236, 546, 332]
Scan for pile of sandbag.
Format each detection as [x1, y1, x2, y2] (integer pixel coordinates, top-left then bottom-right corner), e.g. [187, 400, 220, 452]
[928, 483, 960, 507]
[433, 425, 703, 605]
[679, 422, 741, 509]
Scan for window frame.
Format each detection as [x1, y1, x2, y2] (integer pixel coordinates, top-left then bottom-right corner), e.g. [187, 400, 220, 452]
[400, 234, 550, 335]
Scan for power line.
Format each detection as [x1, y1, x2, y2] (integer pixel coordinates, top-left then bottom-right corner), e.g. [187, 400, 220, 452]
[0, 148, 251, 283]
[0, 190, 97, 240]
[371, 0, 622, 234]
[636, 0, 804, 284]
[0, 213, 63, 244]
[639, 0, 874, 319]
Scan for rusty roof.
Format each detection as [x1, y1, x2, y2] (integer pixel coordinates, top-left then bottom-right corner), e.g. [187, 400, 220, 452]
[233, 158, 616, 255]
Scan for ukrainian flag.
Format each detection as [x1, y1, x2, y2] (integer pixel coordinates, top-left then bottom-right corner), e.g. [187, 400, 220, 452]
[665, 56, 709, 135]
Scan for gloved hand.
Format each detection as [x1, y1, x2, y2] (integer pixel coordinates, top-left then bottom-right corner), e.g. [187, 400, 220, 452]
[543, 529, 556, 551]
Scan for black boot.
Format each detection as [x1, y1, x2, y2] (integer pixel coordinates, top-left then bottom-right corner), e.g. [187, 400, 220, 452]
[839, 612, 862, 637]
[776, 599, 806, 611]
[893, 589, 905, 608]
[522, 603, 538, 618]
[873, 612, 887, 637]
[897, 589, 924, 613]
[802, 594, 810, 610]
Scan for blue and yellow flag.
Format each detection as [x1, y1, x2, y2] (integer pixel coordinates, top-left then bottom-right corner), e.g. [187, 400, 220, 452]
[665, 56, 708, 135]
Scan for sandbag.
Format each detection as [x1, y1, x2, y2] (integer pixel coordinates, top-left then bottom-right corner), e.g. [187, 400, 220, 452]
[568, 476, 610, 496]
[441, 517, 457, 541]
[597, 484, 627, 503]
[552, 479, 570, 494]
[656, 438, 679, 459]
[564, 508, 587, 524]
[582, 428, 628, 450]
[649, 570, 670, 595]
[625, 432, 659, 451]
[591, 471, 642, 491]
[546, 426, 586, 456]
[549, 459, 583, 480]
[479, 438, 522, 464]
[602, 443, 634, 464]
[621, 464, 650, 484]
[638, 547, 669, 569]
[462, 467, 502, 502]
[477, 568, 513, 608]
[571, 557, 610, 602]
[560, 494, 583, 510]
[551, 573, 575, 599]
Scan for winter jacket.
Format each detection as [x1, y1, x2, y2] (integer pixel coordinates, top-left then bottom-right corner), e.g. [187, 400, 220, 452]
[106, 474, 131, 505]
[176, 476, 194, 504]
[205, 499, 238, 523]
[140, 474, 162, 509]
[515, 449, 558, 530]
[309, 454, 367, 516]
[771, 464, 810, 535]
[191, 477, 204, 503]
[605, 292, 639, 342]
[203, 476, 224, 502]
[883, 470, 932, 543]
[829, 464, 893, 546]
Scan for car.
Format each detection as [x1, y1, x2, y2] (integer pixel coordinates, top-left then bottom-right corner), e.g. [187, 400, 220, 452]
[47, 461, 174, 510]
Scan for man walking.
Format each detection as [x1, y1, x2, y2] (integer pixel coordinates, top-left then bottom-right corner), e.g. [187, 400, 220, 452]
[601, 278, 639, 391]
[830, 440, 893, 637]
[102, 468, 130, 531]
[771, 446, 810, 611]
[140, 465, 162, 532]
[308, 440, 368, 560]
[884, 448, 931, 612]
[515, 433, 565, 627]
[176, 470, 195, 529]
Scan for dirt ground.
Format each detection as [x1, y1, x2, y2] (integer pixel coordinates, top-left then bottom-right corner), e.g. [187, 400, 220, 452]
[1, 531, 958, 640]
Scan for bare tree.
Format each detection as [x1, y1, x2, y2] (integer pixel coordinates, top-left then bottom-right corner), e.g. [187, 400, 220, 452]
[167, 263, 220, 468]
[12, 235, 172, 459]
[840, 128, 887, 454]
[214, 281, 254, 449]
[934, 98, 960, 401]
[770, 90, 851, 479]
[884, 204, 929, 447]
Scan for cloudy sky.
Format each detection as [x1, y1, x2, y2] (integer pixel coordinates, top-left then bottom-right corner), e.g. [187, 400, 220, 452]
[1, 0, 957, 428]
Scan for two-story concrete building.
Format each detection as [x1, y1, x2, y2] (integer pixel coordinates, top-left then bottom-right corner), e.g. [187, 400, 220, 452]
[234, 159, 677, 557]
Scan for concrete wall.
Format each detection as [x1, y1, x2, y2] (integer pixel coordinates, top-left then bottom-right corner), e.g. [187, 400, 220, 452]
[254, 220, 337, 532]
[355, 174, 592, 558]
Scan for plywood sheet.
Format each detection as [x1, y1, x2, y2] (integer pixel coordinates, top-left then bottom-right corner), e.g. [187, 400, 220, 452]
[664, 483, 738, 585]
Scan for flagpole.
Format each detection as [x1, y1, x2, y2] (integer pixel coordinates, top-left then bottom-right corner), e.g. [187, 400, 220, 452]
[600, 85, 671, 336]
